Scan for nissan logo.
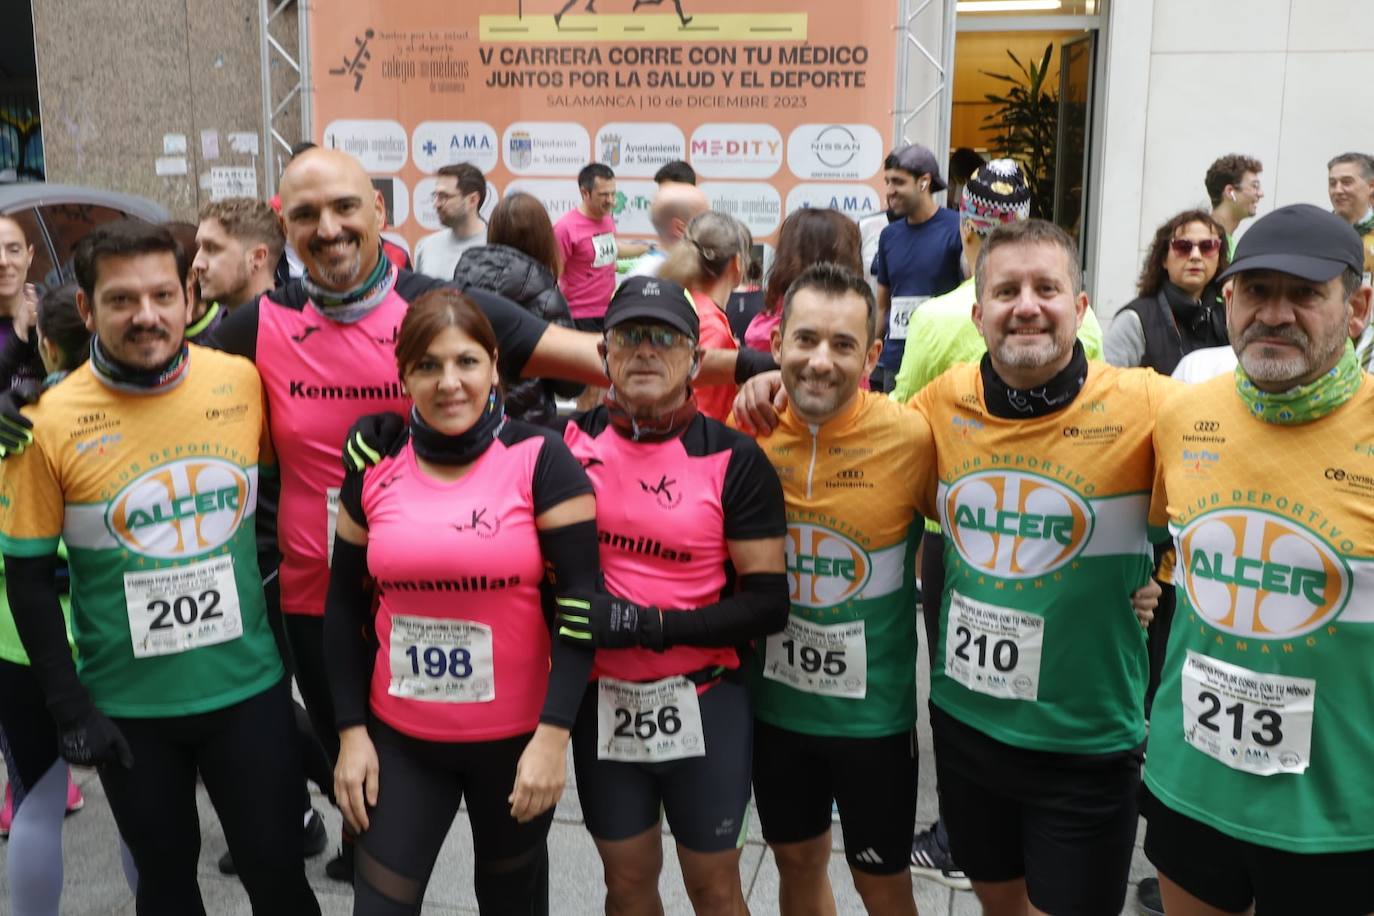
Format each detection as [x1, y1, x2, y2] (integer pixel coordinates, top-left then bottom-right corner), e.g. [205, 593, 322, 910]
[1193, 420, 1220, 432]
[812, 125, 859, 169]
[1326, 468, 1347, 480]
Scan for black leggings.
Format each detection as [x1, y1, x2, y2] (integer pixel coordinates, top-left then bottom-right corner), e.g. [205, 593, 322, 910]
[102, 677, 320, 916]
[0, 658, 59, 802]
[354, 718, 552, 915]
[285, 613, 340, 764]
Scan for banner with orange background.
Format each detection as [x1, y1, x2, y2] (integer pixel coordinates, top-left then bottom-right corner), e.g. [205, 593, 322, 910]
[309, 0, 897, 257]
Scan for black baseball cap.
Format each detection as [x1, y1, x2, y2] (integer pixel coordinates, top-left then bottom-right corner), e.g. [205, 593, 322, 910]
[604, 275, 699, 340]
[888, 144, 947, 191]
[1218, 203, 1364, 283]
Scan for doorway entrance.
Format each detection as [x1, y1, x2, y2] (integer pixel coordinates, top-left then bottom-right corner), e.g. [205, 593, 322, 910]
[950, 1, 1105, 267]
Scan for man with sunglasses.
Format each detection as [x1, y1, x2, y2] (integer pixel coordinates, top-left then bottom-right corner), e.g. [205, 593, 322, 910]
[550, 274, 788, 914]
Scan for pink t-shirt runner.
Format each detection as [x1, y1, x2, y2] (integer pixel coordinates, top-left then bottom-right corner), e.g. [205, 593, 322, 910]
[554, 209, 618, 321]
[352, 427, 592, 741]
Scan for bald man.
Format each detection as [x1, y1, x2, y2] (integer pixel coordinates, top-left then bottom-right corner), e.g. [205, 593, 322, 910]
[626, 181, 711, 279]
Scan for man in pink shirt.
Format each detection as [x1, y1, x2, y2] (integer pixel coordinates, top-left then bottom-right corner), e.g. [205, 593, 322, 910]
[555, 163, 621, 334]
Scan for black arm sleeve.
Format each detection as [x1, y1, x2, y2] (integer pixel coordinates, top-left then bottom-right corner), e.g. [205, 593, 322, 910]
[536, 520, 598, 729]
[6, 554, 89, 725]
[337, 466, 369, 531]
[659, 571, 790, 648]
[464, 288, 548, 383]
[199, 299, 260, 359]
[323, 536, 375, 730]
[0, 328, 41, 390]
[734, 347, 779, 385]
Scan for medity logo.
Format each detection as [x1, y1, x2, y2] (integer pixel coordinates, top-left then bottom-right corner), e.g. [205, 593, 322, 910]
[106, 459, 251, 558]
[944, 471, 1093, 578]
[1178, 509, 1349, 639]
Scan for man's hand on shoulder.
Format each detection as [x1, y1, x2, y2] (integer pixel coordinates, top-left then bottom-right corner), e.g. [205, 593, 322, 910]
[731, 370, 787, 436]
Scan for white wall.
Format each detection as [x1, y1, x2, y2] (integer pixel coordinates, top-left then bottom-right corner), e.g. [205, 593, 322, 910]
[1091, 0, 1374, 319]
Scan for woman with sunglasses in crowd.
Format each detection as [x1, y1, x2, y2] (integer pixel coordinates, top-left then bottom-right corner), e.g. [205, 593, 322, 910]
[1104, 209, 1232, 374]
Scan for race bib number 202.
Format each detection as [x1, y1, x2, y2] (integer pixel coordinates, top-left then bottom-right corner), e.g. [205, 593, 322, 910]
[124, 555, 243, 658]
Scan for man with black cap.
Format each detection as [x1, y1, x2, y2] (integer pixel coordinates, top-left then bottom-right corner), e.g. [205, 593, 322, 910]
[871, 143, 964, 392]
[1143, 203, 1374, 916]
[552, 274, 789, 916]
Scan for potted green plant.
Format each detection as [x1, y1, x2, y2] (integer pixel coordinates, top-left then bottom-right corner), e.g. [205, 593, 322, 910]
[980, 44, 1058, 219]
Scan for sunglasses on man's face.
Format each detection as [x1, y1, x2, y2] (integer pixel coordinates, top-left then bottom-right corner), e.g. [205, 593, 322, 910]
[607, 326, 686, 350]
[1169, 238, 1223, 257]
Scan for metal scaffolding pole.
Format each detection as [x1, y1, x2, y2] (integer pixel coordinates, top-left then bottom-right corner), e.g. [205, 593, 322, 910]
[891, 0, 955, 181]
[258, 0, 312, 197]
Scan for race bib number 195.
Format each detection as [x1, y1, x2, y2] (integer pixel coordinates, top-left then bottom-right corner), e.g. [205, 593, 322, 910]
[763, 617, 866, 698]
[597, 676, 705, 762]
[124, 555, 242, 658]
[1181, 651, 1315, 776]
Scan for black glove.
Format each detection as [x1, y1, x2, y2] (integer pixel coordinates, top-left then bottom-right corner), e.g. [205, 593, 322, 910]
[58, 708, 134, 769]
[341, 411, 407, 473]
[555, 591, 664, 651]
[0, 386, 36, 458]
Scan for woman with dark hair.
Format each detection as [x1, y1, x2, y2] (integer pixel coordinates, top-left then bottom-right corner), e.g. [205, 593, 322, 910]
[452, 192, 582, 425]
[1104, 209, 1231, 374]
[743, 208, 863, 353]
[325, 288, 598, 914]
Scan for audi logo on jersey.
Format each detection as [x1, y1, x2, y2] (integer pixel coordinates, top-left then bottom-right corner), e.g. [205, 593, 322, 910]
[943, 472, 1094, 578]
[107, 459, 251, 558]
[1177, 509, 1350, 639]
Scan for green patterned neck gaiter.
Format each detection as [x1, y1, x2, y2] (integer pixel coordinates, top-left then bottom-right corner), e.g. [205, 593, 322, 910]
[1234, 341, 1362, 425]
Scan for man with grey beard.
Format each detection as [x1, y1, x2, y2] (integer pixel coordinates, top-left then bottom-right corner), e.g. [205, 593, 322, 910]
[1143, 203, 1374, 916]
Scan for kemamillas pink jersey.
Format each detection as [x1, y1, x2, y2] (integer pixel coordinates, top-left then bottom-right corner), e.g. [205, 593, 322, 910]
[257, 291, 410, 617]
[362, 438, 550, 741]
[564, 411, 783, 682]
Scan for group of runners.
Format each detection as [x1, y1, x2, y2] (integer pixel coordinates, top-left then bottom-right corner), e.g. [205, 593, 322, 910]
[0, 140, 1368, 916]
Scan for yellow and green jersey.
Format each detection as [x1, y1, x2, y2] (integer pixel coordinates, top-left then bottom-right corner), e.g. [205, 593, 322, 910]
[1146, 374, 1374, 853]
[912, 362, 1174, 754]
[0, 344, 282, 717]
[749, 392, 931, 738]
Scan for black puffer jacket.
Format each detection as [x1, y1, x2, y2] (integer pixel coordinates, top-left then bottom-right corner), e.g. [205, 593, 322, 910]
[453, 244, 583, 426]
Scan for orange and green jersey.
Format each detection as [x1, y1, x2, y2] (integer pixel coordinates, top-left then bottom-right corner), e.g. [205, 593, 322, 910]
[0, 345, 282, 717]
[749, 392, 931, 738]
[912, 362, 1173, 754]
[1146, 374, 1374, 853]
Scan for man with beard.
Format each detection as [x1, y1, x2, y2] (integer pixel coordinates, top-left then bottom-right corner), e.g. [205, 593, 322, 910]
[737, 221, 1170, 914]
[747, 263, 928, 914]
[1143, 204, 1374, 916]
[414, 163, 488, 281]
[0, 219, 319, 914]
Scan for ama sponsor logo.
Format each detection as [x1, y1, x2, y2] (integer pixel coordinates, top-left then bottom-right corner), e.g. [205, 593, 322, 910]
[786, 524, 871, 607]
[944, 472, 1093, 578]
[1178, 510, 1350, 638]
[106, 459, 251, 558]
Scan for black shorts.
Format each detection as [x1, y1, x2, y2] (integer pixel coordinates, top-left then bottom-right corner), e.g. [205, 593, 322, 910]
[572, 316, 605, 335]
[1142, 787, 1374, 916]
[931, 705, 1142, 916]
[571, 677, 752, 853]
[752, 719, 917, 875]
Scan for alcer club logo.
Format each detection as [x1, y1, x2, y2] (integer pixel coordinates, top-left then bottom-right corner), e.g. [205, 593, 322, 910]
[944, 472, 1093, 578]
[106, 459, 251, 558]
[786, 524, 872, 608]
[1178, 510, 1350, 638]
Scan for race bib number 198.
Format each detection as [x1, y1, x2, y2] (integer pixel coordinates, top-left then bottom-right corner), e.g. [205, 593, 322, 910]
[944, 591, 1043, 700]
[597, 676, 705, 762]
[124, 555, 243, 658]
[388, 616, 495, 703]
[1181, 650, 1315, 776]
